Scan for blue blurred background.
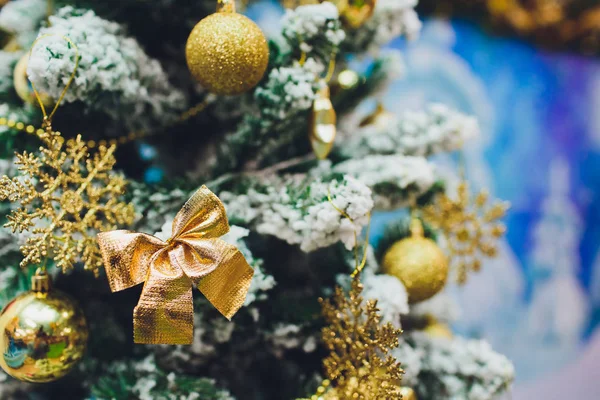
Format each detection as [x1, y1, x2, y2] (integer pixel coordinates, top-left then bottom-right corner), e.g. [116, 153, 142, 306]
[247, 2, 600, 398]
[382, 19, 600, 399]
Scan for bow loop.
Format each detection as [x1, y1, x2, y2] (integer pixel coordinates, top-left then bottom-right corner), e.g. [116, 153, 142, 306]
[97, 186, 253, 345]
[98, 231, 165, 292]
[171, 185, 231, 240]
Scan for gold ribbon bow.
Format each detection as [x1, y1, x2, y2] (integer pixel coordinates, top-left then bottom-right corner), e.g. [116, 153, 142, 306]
[97, 186, 253, 344]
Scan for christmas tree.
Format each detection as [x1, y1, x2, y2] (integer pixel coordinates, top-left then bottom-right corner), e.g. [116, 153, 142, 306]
[0, 1, 515, 399]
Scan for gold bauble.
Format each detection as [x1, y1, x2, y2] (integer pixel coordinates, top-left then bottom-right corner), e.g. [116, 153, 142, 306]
[185, 4, 269, 95]
[13, 54, 53, 107]
[0, 271, 87, 383]
[399, 387, 417, 400]
[382, 219, 449, 304]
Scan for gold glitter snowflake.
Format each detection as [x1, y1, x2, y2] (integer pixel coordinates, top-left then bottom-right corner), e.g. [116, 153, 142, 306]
[317, 277, 404, 400]
[0, 129, 135, 275]
[423, 181, 509, 284]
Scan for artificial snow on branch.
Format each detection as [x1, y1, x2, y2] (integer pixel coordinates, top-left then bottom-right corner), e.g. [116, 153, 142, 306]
[343, 104, 480, 159]
[280, 2, 345, 63]
[396, 333, 515, 400]
[333, 155, 437, 209]
[221, 226, 276, 306]
[344, 0, 422, 53]
[408, 292, 461, 325]
[27, 7, 187, 130]
[221, 175, 373, 252]
[215, 59, 323, 173]
[0, 0, 46, 48]
[362, 272, 409, 326]
[90, 355, 235, 400]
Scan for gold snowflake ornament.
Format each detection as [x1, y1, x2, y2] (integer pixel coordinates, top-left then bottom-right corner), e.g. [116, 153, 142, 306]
[0, 129, 135, 276]
[423, 181, 509, 284]
[317, 278, 404, 400]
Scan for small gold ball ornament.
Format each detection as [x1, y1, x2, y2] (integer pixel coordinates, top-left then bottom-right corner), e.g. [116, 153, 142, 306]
[399, 387, 418, 400]
[382, 218, 449, 303]
[0, 270, 88, 383]
[14, 54, 53, 107]
[185, 0, 269, 95]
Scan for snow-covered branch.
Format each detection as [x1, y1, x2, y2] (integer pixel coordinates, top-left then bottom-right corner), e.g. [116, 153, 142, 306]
[396, 333, 515, 400]
[333, 155, 437, 209]
[221, 175, 373, 252]
[342, 104, 479, 159]
[28, 7, 186, 130]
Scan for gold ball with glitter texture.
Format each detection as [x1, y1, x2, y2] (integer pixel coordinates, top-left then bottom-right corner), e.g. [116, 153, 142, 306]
[382, 219, 448, 303]
[0, 271, 87, 382]
[185, 9, 269, 95]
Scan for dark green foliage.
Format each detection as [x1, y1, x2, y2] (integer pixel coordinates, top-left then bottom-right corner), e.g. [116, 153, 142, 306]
[90, 360, 232, 400]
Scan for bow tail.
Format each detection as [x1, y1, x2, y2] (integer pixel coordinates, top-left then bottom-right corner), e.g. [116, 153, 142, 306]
[198, 248, 254, 320]
[133, 253, 194, 345]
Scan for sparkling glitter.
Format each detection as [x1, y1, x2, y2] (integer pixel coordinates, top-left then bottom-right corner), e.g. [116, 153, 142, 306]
[186, 12, 269, 95]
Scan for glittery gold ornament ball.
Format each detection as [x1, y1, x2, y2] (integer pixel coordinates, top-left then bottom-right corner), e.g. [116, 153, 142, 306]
[382, 220, 449, 303]
[0, 272, 87, 383]
[185, 11, 269, 95]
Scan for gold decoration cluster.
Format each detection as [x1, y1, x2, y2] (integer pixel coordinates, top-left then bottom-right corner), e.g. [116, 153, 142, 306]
[486, 0, 599, 54]
[0, 129, 135, 275]
[281, 0, 377, 29]
[317, 278, 404, 400]
[431, 0, 599, 55]
[423, 181, 509, 284]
